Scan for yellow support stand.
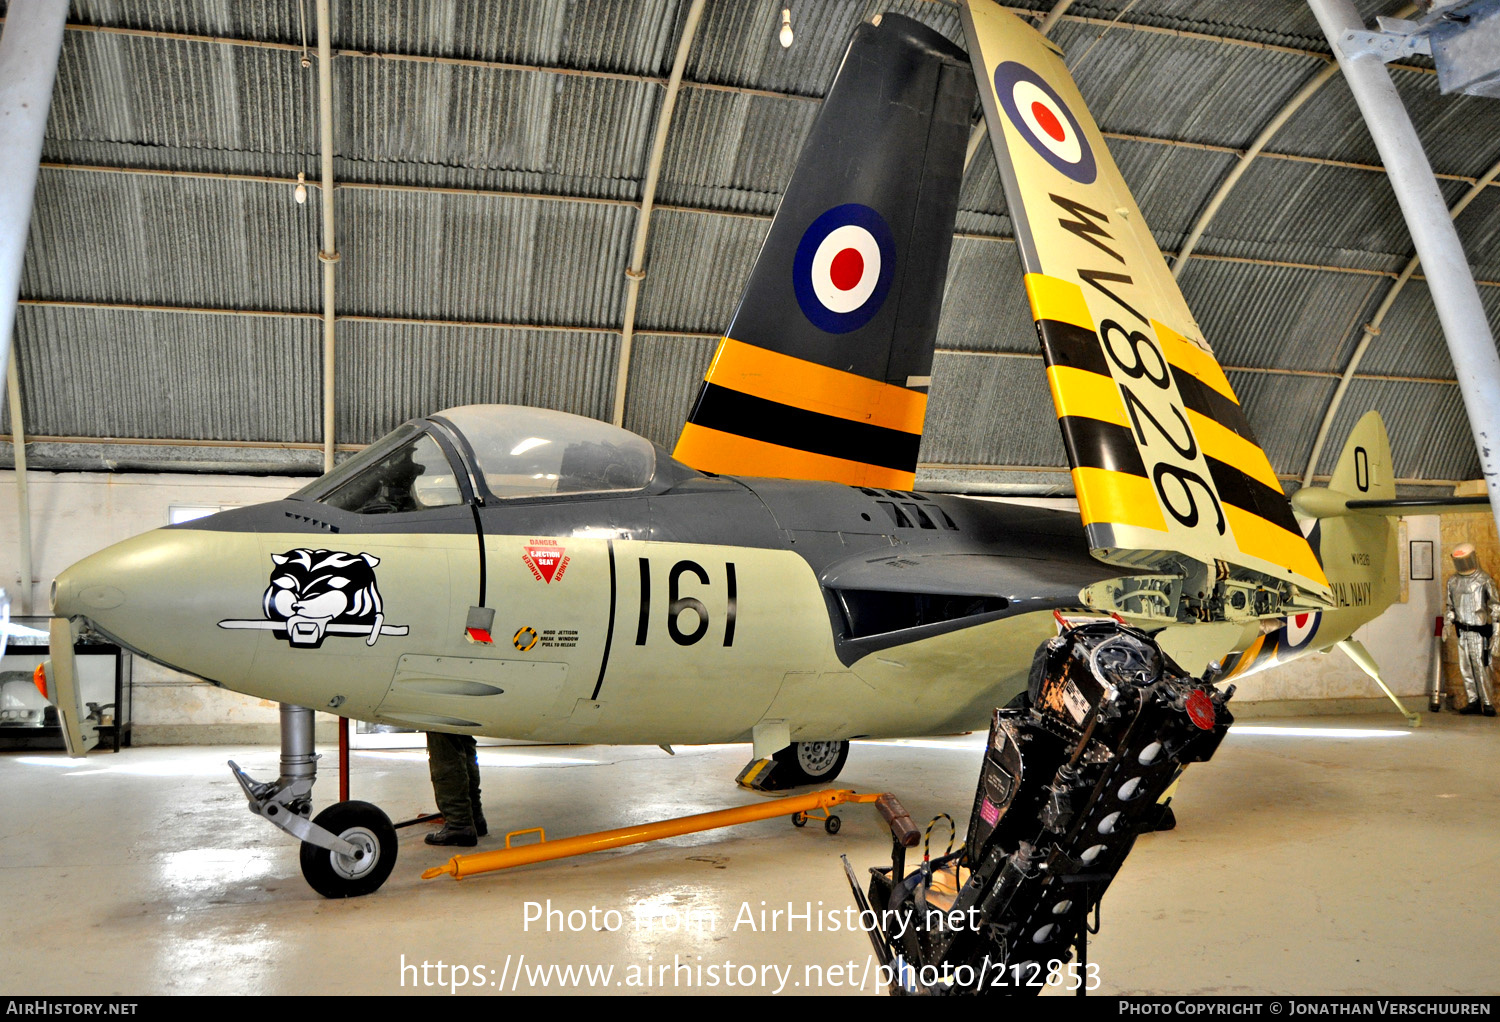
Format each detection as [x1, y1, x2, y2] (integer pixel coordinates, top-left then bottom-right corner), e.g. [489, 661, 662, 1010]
[422, 788, 881, 881]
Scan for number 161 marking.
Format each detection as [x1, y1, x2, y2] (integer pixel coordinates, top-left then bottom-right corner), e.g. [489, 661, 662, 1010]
[634, 558, 738, 647]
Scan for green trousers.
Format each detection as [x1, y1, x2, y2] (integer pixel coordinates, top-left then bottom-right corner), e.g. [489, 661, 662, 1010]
[426, 732, 482, 829]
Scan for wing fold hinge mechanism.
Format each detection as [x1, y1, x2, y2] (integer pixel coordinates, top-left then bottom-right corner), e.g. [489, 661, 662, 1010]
[1080, 563, 1331, 626]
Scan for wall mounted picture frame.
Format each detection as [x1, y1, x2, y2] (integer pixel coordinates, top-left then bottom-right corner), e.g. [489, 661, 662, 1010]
[1411, 539, 1435, 581]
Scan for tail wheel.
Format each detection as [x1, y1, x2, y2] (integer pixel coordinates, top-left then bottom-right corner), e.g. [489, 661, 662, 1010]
[299, 800, 398, 899]
[773, 740, 850, 786]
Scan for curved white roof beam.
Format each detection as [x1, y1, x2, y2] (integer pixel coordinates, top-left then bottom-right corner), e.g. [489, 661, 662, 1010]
[610, 0, 708, 428]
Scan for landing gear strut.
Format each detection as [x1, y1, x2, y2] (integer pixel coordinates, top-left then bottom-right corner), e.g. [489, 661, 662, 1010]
[230, 704, 399, 898]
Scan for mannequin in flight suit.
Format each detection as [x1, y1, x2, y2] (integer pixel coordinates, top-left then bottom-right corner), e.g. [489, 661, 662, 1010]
[1445, 543, 1498, 717]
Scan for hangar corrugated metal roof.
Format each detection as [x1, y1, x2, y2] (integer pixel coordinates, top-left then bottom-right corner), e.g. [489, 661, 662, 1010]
[3, 0, 1499, 499]
[15, 304, 321, 442]
[1053, 22, 1326, 149]
[334, 322, 621, 444]
[1178, 260, 1385, 372]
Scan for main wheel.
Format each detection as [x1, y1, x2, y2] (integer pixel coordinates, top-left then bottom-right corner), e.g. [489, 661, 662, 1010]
[299, 800, 398, 899]
[772, 740, 850, 786]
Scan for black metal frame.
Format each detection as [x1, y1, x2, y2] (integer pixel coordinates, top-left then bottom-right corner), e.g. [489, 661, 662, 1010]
[0, 640, 132, 752]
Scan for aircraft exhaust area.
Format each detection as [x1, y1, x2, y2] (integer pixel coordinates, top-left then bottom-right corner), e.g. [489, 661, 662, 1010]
[0, 713, 1493, 996]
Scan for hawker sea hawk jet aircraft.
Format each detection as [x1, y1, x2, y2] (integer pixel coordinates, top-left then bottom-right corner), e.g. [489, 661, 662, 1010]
[41, 5, 1440, 899]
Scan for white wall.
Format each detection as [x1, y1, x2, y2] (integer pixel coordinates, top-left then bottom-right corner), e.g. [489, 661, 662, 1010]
[0, 470, 304, 611]
[0, 470, 308, 738]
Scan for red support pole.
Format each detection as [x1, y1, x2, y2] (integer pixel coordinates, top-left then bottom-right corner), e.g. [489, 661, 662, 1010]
[338, 716, 350, 802]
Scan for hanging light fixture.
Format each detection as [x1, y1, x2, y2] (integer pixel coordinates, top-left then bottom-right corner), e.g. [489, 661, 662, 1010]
[780, 7, 794, 48]
[294, 172, 308, 205]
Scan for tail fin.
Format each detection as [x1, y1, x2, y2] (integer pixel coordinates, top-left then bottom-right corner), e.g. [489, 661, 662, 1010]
[1329, 409, 1396, 502]
[1285, 411, 1399, 644]
[673, 14, 975, 489]
[1293, 410, 1487, 517]
[960, 1, 1331, 607]
[1227, 413, 1467, 689]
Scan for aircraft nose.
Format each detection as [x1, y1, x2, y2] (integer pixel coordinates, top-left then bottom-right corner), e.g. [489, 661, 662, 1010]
[50, 526, 270, 676]
[51, 566, 127, 619]
[52, 529, 183, 625]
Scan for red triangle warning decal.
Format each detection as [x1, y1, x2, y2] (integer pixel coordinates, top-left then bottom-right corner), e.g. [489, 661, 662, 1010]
[523, 542, 569, 584]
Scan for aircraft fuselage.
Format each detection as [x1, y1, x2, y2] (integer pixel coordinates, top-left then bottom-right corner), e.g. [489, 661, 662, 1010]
[54, 474, 1128, 745]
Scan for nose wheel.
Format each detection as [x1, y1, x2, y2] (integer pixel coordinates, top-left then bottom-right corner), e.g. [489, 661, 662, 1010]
[299, 800, 398, 898]
[234, 706, 401, 898]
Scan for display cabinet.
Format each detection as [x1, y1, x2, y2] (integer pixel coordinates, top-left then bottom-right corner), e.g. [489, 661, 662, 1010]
[0, 617, 133, 752]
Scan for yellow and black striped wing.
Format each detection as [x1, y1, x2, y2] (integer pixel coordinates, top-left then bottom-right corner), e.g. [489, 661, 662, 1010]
[962, 1, 1330, 598]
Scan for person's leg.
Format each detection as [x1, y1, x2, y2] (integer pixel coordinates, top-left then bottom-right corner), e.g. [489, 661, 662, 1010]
[463, 736, 487, 836]
[1458, 635, 1485, 713]
[426, 732, 477, 844]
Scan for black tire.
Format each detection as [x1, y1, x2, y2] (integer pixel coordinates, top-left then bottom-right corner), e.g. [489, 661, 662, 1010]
[824, 815, 841, 835]
[299, 800, 398, 899]
[772, 740, 850, 786]
[791, 812, 808, 828]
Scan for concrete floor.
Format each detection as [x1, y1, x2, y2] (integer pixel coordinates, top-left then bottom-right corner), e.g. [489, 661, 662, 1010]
[1, 712, 1495, 996]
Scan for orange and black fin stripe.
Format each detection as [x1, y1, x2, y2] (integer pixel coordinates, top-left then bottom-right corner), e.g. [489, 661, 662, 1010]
[675, 338, 927, 489]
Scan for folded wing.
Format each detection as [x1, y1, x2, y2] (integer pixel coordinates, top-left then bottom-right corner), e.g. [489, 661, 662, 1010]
[960, 1, 1332, 607]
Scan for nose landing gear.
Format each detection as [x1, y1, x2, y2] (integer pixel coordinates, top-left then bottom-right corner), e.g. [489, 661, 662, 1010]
[231, 703, 400, 898]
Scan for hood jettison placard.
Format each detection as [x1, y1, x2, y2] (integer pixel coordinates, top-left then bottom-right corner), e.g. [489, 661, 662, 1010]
[218, 548, 411, 649]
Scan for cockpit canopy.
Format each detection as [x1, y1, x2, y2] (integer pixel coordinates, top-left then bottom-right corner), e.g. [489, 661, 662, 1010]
[440, 405, 656, 499]
[294, 405, 671, 514]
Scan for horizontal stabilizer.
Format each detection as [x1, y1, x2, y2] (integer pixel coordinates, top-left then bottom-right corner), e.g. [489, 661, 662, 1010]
[1291, 494, 1490, 518]
[1349, 496, 1490, 515]
[960, 0, 1330, 605]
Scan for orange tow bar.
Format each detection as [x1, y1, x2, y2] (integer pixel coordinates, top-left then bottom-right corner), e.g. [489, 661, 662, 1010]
[422, 788, 883, 881]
